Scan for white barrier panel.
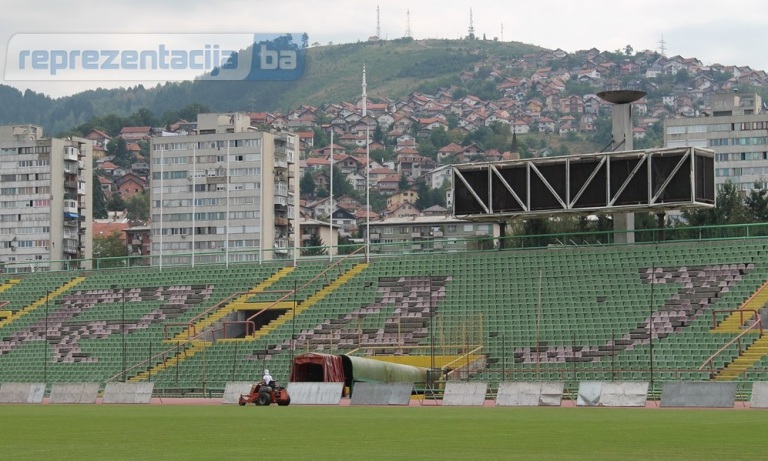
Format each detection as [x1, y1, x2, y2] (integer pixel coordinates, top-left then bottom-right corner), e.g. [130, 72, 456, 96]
[223, 382, 254, 405]
[660, 382, 736, 408]
[577, 381, 602, 406]
[750, 382, 768, 409]
[577, 381, 648, 407]
[102, 382, 154, 404]
[350, 382, 413, 406]
[0, 383, 45, 404]
[539, 382, 565, 406]
[286, 382, 343, 405]
[496, 382, 564, 406]
[49, 383, 100, 404]
[443, 382, 487, 406]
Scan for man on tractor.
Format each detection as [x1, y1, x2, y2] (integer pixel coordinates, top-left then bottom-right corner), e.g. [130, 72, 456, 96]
[262, 369, 275, 388]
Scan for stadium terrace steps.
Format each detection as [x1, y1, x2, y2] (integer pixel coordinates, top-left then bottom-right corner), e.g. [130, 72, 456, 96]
[713, 280, 768, 333]
[170, 266, 295, 342]
[715, 335, 768, 381]
[128, 340, 209, 383]
[0, 277, 85, 330]
[250, 263, 370, 340]
[0, 279, 20, 295]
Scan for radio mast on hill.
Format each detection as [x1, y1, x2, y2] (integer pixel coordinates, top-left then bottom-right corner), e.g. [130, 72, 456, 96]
[405, 9, 412, 38]
[376, 5, 381, 39]
[468, 8, 475, 39]
[658, 35, 667, 57]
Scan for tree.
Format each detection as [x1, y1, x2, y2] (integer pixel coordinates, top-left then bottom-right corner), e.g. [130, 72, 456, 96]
[745, 183, 768, 222]
[301, 233, 327, 256]
[338, 235, 363, 255]
[398, 173, 409, 191]
[429, 127, 451, 149]
[330, 165, 354, 197]
[92, 173, 108, 219]
[107, 193, 126, 212]
[126, 192, 150, 221]
[93, 231, 128, 267]
[373, 124, 384, 144]
[682, 182, 749, 226]
[299, 170, 316, 197]
[107, 137, 132, 168]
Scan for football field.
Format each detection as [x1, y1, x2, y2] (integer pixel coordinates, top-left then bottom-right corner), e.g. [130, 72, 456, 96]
[1, 404, 766, 460]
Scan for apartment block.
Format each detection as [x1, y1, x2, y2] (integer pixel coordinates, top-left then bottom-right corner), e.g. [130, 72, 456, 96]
[0, 125, 92, 272]
[150, 113, 299, 265]
[369, 215, 499, 253]
[665, 92, 768, 192]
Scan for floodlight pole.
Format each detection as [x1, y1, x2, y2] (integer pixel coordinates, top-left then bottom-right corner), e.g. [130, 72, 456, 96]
[429, 276, 435, 376]
[44, 289, 49, 383]
[649, 264, 655, 397]
[122, 285, 126, 383]
[291, 280, 297, 367]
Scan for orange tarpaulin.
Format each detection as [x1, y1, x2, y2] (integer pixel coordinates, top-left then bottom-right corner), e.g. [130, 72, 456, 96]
[290, 353, 345, 383]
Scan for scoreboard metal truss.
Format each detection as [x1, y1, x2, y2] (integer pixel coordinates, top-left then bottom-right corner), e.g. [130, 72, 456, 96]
[452, 147, 715, 220]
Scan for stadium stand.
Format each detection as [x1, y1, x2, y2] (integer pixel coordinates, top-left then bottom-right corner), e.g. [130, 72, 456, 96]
[3, 231, 768, 398]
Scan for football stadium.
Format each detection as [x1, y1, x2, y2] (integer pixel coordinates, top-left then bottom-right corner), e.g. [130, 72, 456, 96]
[3, 221, 768, 460]
[3, 135, 768, 458]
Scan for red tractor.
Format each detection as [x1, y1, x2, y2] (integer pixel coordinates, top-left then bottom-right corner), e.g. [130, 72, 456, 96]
[239, 383, 291, 406]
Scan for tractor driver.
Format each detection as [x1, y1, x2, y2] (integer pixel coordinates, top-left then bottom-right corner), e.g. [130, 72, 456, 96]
[262, 369, 275, 388]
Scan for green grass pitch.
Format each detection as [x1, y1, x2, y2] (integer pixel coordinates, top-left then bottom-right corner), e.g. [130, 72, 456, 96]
[1, 405, 765, 460]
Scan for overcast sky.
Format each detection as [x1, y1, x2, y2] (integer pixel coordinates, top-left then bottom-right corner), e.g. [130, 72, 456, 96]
[2, 0, 767, 98]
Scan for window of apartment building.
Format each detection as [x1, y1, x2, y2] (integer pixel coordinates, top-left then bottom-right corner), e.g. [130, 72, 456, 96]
[447, 225, 457, 232]
[0, 148, 17, 155]
[708, 123, 730, 132]
[709, 139, 729, 147]
[665, 126, 686, 135]
[715, 154, 729, 162]
[231, 197, 254, 205]
[230, 168, 260, 176]
[229, 211, 256, 219]
[687, 125, 707, 133]
[1, 174, 14, 181]
[733, 137, 768, 146]
[0, 187, 16, 195]
[400, 226, 409, 233]
[463, 224, 474, 232]
[384, 227, 393, 234]
[167, 213, 193, 222]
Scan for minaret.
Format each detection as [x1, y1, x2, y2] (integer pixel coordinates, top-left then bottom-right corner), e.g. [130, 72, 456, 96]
[468, 8, 475, 39]
[405, 9, 412, 38]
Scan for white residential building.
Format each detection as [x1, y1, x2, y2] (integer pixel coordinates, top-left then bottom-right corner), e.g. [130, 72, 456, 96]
[150, 113, 299, 265]
[665, 93, 768, 192]
[0, 125, 92, 272]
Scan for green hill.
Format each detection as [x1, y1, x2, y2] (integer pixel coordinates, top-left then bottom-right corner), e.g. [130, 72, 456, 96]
[0, 38, 543, 134]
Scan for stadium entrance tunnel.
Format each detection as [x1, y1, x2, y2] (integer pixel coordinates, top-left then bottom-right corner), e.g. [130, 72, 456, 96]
[226, 309, 287, 339]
